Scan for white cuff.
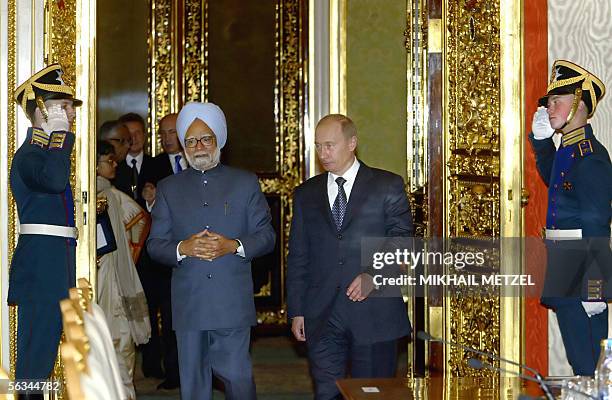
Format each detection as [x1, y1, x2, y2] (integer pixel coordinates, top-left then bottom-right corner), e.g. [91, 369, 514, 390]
[176, 241, 187, 262]
[235, 239, 245, 258]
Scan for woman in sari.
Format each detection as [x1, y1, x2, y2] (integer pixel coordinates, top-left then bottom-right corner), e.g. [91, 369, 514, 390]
[96, 140, 151, 399]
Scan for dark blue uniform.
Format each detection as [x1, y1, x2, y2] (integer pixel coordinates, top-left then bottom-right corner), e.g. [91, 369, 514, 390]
[530, 124, 612, 375]
[9, 127, 76, 379]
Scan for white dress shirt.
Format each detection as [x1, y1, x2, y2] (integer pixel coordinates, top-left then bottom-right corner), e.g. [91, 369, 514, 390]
[167, 152, 188, 173]
[327, 157, 360, 209]
[126, 151, 144, 174]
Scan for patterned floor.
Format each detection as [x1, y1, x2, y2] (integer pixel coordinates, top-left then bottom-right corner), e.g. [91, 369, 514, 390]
[136, 335, 408, 399]
[135, 336, 313, 399]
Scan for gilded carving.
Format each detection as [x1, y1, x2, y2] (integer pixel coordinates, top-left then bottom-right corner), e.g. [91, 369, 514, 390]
[149, 0, 176, 154]
[255, 0, 305, 323]
[446, 0, 501, 377]
[183, 0, 208, 102]
[8, 0, 17, 380]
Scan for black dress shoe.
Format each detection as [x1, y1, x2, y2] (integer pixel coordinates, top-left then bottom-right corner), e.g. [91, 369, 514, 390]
[157, 379, 180, 390]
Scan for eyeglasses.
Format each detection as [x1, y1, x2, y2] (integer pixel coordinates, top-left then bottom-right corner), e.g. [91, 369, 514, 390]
[184, 135, 215, 148]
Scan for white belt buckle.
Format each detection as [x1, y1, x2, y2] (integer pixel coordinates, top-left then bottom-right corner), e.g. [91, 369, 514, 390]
[545, 228, 583, 240]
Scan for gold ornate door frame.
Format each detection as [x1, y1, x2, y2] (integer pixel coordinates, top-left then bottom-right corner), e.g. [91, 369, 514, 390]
[407, 0, 524, 379]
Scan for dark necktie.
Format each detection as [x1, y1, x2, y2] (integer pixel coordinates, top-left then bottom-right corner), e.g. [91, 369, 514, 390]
[174, 154, 183, 173]
[331, 177, 347, 230]
[131, 158, 138, 199]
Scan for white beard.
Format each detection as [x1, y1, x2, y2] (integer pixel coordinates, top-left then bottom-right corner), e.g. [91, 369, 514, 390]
[185, 147, 221, 171]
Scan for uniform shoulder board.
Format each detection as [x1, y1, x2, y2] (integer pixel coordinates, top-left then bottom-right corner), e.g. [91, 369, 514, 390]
[30, 128, 49, 148]
[49, 132, 67, 150]
[578, 139, 593, 157]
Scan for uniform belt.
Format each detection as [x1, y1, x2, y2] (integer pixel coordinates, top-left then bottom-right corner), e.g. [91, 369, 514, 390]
[545, 228, 582, 240]
[19, 224, 78, 239]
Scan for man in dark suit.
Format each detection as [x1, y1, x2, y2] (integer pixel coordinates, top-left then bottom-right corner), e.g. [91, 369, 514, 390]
[138, 113, 185, 389]
[287, 114, 413, 399]
[114, 112, 154, 204]
[148, 102, 275, 399]
[10, 64, 81, 386]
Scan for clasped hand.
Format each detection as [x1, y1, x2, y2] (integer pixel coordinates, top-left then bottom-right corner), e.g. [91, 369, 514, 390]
[179, 230, 238, 261]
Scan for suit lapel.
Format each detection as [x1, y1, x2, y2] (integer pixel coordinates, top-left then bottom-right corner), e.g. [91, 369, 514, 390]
[340, 162, 373, 231]
[164, 154, 174, 175]
[314, 174, 336, 231]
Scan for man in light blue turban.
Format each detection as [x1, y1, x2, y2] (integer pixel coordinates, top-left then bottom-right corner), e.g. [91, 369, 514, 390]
[147, 102, 276, 400]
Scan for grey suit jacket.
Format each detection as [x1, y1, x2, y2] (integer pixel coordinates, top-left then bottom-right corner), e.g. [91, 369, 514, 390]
[147, 164, 275, 331]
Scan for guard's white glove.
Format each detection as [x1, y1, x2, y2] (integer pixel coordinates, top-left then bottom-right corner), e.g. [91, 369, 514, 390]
[41, 104, 70, 134]
[581, 301, 607, 317]
[531, 107, 555, 140]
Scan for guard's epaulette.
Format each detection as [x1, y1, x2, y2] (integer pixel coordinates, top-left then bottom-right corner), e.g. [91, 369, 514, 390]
[49, 132, 66, 150]
[578, 139, 593, 157]
[30, 128, 49, 148]
[562, 127, 585, 147]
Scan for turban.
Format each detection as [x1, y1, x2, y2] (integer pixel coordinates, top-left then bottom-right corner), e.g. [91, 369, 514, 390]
[176, 102, 227, 149]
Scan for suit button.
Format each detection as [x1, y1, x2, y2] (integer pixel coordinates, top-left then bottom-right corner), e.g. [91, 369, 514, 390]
[204, 180, 208, 184]
[203, 202, 209, 207]
[207, 274, 212, 279]
[339, 259, 345, 265]
[560, 172, 565, 177]
[205, 225, 210, 229]
[337, 234, 343, 240]
[554, 184, 558, 189]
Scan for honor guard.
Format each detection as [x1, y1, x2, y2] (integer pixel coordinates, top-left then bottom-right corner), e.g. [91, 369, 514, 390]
[9, 64, 82, 384]
[530, 60, 612, 375]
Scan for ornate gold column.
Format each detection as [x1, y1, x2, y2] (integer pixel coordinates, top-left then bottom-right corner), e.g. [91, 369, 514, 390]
[443, 0, 523, 379]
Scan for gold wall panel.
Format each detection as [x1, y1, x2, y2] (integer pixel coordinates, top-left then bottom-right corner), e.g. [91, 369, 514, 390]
[149, 0, 177, 155]
[445, 0, 501, 377]
[183, 0, 208, 103]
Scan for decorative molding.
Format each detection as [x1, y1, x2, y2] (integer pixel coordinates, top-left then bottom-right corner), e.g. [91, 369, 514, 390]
[148, 0, 176, 155]
[445, 0, 501, 377]
[7, 0, 17, 379]
[183, 0, 208, 103]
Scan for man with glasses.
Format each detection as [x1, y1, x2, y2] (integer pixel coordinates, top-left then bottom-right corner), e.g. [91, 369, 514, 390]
[147, 102, 275, 400]
[98, 119, 135, 198]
